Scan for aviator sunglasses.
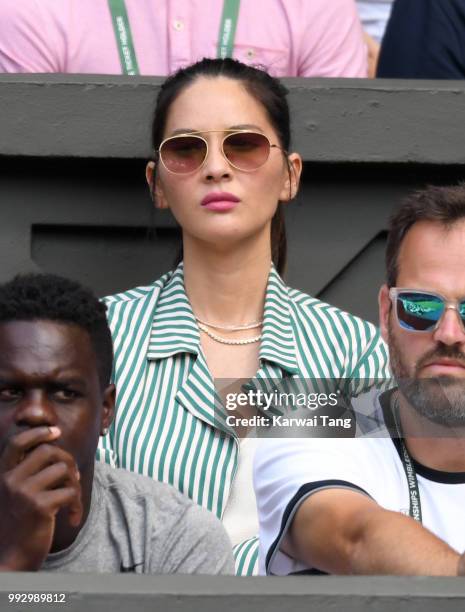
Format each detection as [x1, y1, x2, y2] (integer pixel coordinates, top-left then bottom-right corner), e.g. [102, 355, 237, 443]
[389, 288, 465, 333]
[157, 129, 284, 174]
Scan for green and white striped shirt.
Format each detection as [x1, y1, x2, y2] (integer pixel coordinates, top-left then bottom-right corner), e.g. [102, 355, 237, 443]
[97, 263, 389, 575]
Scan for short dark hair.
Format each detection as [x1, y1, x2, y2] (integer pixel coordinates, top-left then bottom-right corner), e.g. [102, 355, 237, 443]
[0, 274, 113, 389]
[151, 57, 293, 275]
[386, 184, 465, 287]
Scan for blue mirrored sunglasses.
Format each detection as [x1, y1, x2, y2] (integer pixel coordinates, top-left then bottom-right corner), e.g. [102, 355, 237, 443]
[389, 288, 465, 332]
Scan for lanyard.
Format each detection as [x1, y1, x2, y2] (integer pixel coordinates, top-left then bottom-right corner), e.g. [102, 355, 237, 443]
[217, 0, 241, 59]
[107, 0, 140, 75]
[107, 0, 241, 75]
[392, 395, 423, 523]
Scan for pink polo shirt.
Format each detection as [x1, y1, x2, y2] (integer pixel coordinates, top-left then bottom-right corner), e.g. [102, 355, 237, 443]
[0, 0, 367, 77]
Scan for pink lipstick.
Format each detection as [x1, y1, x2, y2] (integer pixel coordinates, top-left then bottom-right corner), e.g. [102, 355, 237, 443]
[201, 192, 240, 211]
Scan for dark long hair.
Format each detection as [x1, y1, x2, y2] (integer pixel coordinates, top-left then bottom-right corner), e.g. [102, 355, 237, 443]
[150, 58, 293, 275]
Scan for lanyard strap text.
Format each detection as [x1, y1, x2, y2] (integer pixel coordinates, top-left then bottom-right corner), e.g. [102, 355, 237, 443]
[108, 0, 241, 75]
[392, 396, 423, 523]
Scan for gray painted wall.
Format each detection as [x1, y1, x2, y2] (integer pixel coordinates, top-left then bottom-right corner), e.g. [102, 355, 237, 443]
[1, 77, 464, 323]
[2, 574, 465, 612]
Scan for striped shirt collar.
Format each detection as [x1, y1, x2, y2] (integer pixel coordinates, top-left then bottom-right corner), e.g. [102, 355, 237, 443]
[147, 262, 299, 374]
[147, 264, 200, 359]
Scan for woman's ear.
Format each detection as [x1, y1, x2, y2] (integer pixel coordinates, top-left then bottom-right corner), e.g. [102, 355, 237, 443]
[146, 161, 169, 209]
[279, 153, 302, 203]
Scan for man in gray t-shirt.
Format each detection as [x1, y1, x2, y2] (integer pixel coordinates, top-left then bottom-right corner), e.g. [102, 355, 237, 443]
[0, 274, 233, 574]
[43, 462, 233, 574]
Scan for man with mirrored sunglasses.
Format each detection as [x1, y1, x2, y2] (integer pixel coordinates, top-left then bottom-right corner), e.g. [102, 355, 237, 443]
[255, 183, 465, 576]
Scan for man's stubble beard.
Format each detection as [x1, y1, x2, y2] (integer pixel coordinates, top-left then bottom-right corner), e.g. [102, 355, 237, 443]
[388, 320, 465, 427]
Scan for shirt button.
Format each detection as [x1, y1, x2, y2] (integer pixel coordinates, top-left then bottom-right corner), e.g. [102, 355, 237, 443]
[246, 48, 255, 59]
[173, 20, 184, 31]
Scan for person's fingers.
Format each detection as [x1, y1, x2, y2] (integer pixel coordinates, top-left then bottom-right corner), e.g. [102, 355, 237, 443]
[1, 431, 83, 526]
[26, 461, 74, 492]
[0, 427, 61, 472]
[31, 447, 82, 526]
[35, 487, 82, 524]
[28, 456, 83, 526]
[28, 462, 83, 528]
[6, 442, 79, 485]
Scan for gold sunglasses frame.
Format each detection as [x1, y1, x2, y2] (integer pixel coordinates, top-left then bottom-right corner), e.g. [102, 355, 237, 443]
[157, 129, 284, 174]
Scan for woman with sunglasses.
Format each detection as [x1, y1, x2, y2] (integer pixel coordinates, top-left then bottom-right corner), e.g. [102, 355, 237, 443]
[97, 58, 389, 576]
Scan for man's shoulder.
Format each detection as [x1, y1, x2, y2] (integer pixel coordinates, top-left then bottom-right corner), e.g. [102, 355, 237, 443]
[276, 0, 360, 19]
[256, 391, 396, 478]
[0, 0, 56, 17]
[0, 0, 111, 20]
[0, 0, 78, 27]
[94, 462, 196, 517]
[257, 429, 392, 468]
[93, 463, 234, 573]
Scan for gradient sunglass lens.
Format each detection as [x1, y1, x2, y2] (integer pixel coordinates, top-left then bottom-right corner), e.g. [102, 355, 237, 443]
[159, 132, 272, 174]
[396, 292, 445, 331]
[222, 132, 270, 171]
[160, 136, 207, 173]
